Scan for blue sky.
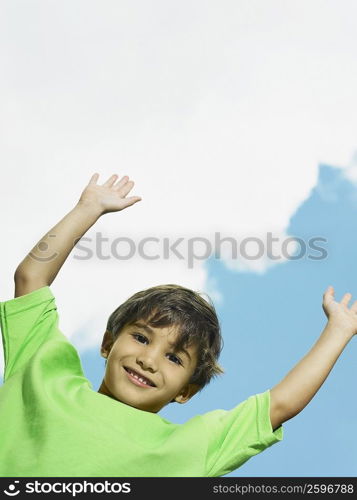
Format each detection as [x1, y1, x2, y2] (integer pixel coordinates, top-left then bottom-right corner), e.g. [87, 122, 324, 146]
[80, 164, 357, 476]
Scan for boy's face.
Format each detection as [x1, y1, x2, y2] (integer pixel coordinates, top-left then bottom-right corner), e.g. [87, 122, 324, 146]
[98, 320, 200, 413]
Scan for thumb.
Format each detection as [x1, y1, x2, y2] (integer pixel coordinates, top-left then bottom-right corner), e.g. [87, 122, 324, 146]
[121, 196, 142, 208]
[323, 285, 334, 306]
[88, 173, 99, 185]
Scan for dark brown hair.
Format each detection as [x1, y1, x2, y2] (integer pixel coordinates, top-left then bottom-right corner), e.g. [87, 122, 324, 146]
[105, 284, 224, 394]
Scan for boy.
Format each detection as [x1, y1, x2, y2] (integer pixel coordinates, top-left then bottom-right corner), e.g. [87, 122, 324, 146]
[0, 173, 355, 477]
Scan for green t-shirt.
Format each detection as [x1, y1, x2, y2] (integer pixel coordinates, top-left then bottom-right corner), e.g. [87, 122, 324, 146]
[0, 286, 283, 477]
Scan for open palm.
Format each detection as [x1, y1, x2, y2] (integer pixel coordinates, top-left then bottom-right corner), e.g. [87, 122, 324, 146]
[323, 286, 357, 337]
[78, 173, 142, 215]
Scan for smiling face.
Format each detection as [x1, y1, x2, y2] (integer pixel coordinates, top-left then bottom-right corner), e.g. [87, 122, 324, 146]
[97, 320, 200, 413]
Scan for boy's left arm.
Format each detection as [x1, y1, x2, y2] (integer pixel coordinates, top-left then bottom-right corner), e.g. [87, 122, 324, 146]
[269, 286, 356, 431]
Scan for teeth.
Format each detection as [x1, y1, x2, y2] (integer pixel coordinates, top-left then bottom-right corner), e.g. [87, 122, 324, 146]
[128, 369, 151, 386]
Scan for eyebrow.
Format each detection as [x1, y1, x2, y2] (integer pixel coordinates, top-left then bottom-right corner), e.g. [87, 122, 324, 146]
[132, 321, 192, 362]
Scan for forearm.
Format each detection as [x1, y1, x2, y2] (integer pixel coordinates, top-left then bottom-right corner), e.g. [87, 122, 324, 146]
[271, 323, 352, 423]
[15, 202, 101, 285]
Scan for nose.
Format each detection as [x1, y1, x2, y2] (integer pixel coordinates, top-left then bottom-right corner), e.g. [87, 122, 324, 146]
[136, 347, 159, 373]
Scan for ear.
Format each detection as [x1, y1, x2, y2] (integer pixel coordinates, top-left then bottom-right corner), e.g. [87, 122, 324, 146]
[174, 383, 201, 404]
[100, 330, 114, 359]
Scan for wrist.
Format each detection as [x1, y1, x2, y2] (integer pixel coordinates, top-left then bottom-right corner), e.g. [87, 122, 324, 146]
[75, 200, 103, 220]
[324, 320, 354, 344]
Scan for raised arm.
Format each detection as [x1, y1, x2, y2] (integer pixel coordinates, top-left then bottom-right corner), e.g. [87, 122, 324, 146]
[14, 173, 141, 297]
[269, 286, 356, 431]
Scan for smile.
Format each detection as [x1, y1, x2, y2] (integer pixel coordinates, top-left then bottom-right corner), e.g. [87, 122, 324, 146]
[124, 367, 156, 388]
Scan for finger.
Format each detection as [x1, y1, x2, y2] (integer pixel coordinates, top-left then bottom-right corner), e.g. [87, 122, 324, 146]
[103, 174, 118, 187]
[121, 196, 142, 208]
[113, 175, 129, 190]
[323, 285, 334, 305]
[88, 173, 99, 185]
[350, 300, 357, 313]
[341, 292, 352, 307]
[118, 180, 135, 197]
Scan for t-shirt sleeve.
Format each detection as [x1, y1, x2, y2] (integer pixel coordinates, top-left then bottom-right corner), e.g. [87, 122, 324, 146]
[202, 390, 284, 477]
[0, 286, 62, 382]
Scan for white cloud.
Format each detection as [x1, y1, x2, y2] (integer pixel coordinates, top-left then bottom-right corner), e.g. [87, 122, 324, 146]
[1, 0, 357, 374]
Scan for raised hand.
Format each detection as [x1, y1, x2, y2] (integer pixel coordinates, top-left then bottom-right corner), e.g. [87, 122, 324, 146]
[322, 286, 357, 339]
[78, 173, 142, 215]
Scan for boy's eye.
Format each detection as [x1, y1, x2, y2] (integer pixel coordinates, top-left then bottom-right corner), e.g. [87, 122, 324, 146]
[133, 333, 147, 344]
[167, 353, 182, 366]
[132, 333, 182, 365]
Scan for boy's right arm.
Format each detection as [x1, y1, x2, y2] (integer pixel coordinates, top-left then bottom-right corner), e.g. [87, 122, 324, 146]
[14, 173, 141, 297]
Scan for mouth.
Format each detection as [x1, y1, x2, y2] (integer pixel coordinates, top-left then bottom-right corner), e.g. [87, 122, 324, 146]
[124, 367, 156, 388]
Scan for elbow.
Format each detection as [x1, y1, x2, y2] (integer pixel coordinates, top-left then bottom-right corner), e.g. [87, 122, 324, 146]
[14, 265, 32, 282]
[269, 388, 298, 430]
[14, 266, 25, 282]
[14, 268, 50, 298]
